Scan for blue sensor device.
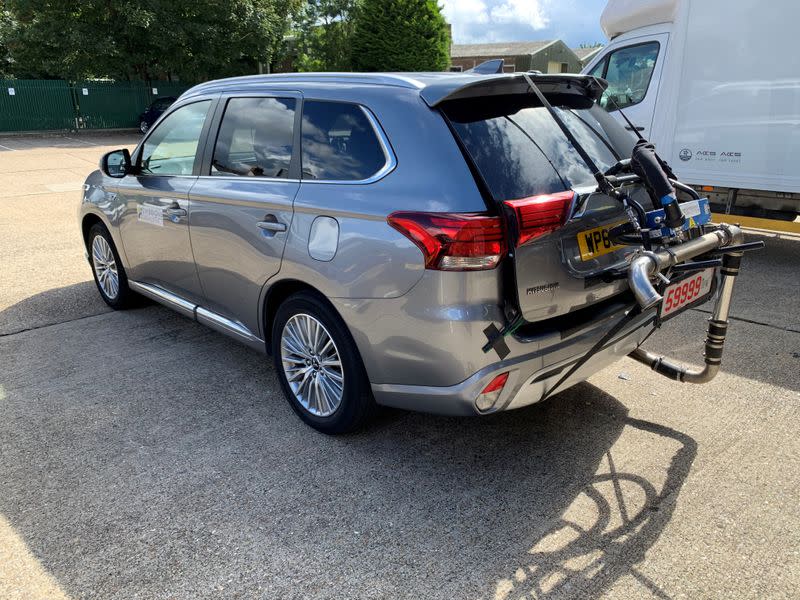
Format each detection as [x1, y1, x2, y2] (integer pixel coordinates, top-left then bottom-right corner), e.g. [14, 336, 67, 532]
[645, 197, 712, 236]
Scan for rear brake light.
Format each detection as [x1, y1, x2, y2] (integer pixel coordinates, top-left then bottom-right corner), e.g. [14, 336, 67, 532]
[387, 212, 507, 271]
[476, 372, 509, 412]
[504, 191, 576, 246]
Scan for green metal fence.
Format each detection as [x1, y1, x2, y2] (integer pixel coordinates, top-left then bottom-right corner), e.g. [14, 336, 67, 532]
[74, 80, 193, 129]
[0, 79, 76, 132]
[0, 79, 194, 132]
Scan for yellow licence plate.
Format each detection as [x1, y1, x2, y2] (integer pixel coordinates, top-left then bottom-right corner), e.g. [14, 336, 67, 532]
[577, 224, 624, 261]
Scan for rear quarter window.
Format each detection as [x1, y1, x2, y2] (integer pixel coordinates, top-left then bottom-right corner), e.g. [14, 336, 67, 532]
[301, 101, 386, 181]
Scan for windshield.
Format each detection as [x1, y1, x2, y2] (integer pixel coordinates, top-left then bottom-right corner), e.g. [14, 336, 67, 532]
[443, 93, 635, 201]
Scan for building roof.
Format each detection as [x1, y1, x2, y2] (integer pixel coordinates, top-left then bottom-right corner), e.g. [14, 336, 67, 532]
[572, 46, 604, 61]
[450, 40, 556, 58]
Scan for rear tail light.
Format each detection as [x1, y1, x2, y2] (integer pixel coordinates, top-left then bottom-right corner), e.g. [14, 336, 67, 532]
[387, 212, 507, 271]
[475, 372, 509, 412]
[504, 191, 576, 246]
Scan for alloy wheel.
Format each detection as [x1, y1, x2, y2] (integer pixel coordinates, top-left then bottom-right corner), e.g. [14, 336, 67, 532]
[280, 313, 344, 417]
[91, 234, 120, 300]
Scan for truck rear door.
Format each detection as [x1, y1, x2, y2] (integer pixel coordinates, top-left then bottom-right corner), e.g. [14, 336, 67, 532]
[584, 33, 669, 138]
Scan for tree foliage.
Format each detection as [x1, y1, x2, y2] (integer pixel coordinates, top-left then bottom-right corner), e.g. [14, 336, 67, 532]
[293, 0, 359, 72]
[350, 0, 449, 72]
[2, 0, 301, 81]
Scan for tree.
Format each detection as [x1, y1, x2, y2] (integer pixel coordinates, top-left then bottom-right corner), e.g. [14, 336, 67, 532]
[350, 0, 449, 72]
[293, 0, 360, 72]
[2, 0, 301, 81]
[0, 8, 14, 77]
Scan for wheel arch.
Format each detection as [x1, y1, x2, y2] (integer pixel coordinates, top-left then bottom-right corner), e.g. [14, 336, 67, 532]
[261, 279, 343, 356]
[81, 212, 105, 249]
[81, 210, 132, 271]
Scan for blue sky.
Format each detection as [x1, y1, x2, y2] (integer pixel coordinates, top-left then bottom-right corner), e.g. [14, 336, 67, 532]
[441, 0, 608, 47]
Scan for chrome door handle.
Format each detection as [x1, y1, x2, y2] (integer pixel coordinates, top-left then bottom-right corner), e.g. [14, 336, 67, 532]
[164, 207, 187, 217]
[257, 220, 287, 232]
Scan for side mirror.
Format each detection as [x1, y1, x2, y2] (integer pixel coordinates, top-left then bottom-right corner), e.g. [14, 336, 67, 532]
[100, 148, 132, 178]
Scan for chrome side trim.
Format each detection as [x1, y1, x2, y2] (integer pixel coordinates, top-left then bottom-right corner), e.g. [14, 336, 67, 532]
[301, 105, 397, 186]
[128, 280, 267, 353]
[195, 306, 266, 352]
[196, 175, 301, 184]
[129, 280, 196, 318]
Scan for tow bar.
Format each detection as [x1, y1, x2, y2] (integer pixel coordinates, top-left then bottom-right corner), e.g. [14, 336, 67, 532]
[627, 223, 764, 383]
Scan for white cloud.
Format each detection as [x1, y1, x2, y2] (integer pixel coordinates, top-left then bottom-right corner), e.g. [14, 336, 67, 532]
[442, 0, 606, 46]
[442, 0, 549, 43]
[490, 0, 548, 29]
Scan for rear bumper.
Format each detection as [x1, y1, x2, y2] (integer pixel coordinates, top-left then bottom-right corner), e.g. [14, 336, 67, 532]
[370, 307, 656, 416]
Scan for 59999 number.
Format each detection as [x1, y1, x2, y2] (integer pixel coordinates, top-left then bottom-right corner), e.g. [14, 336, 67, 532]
[661, 268, 715, 317]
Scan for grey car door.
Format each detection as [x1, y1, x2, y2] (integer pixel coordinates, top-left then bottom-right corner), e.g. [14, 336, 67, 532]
[117, 99, 214, 303]
[188, 94, 301, 336]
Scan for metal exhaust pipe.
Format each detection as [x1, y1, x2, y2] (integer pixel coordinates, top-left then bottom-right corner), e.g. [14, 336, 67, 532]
[630, 249, 744, 384]
[626, 224, 743, 310]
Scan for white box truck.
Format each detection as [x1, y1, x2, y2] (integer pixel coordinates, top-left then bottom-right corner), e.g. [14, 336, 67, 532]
[582, 0, 800, 232]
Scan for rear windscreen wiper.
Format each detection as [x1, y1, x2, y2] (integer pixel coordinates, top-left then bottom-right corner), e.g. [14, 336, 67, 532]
[521, 73, 618, 200]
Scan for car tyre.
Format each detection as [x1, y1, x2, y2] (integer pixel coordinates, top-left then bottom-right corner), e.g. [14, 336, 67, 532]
[272, 291, 376, 434]
[139, 120, 149, 134]
[88, 223, 137, 309]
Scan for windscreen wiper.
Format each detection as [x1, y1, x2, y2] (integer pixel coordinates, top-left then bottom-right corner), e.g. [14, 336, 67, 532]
[522, 73, 619, 199]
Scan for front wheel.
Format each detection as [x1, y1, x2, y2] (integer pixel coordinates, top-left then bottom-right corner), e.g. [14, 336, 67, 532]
[272, 292, 375, 434]
[88, 223, 136, 309]
[139, 120, 149, 134]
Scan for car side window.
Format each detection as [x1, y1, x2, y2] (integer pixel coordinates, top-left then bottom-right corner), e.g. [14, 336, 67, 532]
[596, 42, 660, 111]
[139, 101, 211, 176]
[301, 101, 386, 181]
[211, 97, 296, 179]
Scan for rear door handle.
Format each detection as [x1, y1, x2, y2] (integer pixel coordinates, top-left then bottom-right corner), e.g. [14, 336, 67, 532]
[257, 220, 287, 233]
[626, 125, 645, 131]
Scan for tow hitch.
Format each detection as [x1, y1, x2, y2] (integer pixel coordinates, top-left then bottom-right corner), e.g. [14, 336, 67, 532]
[627, 224, 764, 383]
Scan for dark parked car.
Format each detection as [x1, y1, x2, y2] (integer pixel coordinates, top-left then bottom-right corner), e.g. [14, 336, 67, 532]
[138, 96, 176, 134]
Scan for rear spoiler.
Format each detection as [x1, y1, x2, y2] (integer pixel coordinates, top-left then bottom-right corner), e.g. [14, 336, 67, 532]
[420, 73, 608, 107]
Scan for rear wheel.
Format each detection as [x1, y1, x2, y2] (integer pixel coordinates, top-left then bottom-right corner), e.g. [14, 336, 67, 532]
[272, 292, 375, 434]
[88, 223, 136, 309]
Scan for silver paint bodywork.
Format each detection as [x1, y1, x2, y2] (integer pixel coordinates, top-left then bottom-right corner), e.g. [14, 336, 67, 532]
[79, 72, 657, 416]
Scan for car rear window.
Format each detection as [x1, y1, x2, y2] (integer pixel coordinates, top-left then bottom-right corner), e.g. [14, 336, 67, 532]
[442, 93, 635, 201]
[301, 101, 386, 181]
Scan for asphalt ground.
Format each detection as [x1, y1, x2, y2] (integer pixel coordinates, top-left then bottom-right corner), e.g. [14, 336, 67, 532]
[1, 133, 798, 599]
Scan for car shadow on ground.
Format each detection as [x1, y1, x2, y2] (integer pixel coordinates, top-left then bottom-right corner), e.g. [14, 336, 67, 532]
[0, 298, 698, 598]
[0, 281, 110, 336]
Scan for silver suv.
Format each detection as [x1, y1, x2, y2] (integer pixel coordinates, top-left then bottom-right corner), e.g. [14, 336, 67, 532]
[80, 72, 746, 433]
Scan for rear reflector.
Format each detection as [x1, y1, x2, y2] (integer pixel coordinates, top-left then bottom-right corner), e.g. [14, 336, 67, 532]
[476, 372, 509, 412]
[387, 212, 507, 271]
[504, 191, 575, 246]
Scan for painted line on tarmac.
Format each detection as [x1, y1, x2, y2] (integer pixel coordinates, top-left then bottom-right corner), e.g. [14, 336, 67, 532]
[0, 144, 17, 151]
